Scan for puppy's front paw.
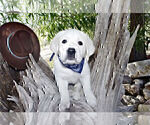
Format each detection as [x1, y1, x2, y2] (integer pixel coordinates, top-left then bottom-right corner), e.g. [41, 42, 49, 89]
[59, 100, 70, 111]
[86, 94, 97, 108]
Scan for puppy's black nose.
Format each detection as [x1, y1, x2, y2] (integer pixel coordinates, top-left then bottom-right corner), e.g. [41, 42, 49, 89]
[67, 48, 76, 55]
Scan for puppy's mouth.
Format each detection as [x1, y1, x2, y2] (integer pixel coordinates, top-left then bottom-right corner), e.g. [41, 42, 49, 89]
[65, 57, 77, 64]
[61, 55, 78, 65]
[59, 48, 82, 64]
[67, 54, 75, 60]
[65, 48, 77, 64]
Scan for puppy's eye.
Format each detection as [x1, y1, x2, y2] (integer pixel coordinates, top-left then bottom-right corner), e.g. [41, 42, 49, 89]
[78, 41, 83, 46]
[62, 40, 67, 44]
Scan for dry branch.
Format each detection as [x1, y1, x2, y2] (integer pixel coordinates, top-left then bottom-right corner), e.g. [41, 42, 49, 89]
[91, 0, 139, 112]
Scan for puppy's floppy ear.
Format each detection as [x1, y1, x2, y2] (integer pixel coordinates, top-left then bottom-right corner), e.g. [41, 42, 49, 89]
[85, 34, 95, 61]
[50, 31, 65, 54]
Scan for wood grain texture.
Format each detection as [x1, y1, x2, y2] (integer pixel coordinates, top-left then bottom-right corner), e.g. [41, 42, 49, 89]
[91, 0, 139, 112]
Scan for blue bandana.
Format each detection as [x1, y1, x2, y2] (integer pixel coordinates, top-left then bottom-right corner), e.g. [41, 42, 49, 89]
[50, 53, 84, 74]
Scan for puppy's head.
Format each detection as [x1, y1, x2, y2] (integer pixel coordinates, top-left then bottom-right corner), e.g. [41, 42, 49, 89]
[50, 29, 95, 64]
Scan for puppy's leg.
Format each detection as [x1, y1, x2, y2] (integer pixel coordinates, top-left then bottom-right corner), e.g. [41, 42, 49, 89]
[73, 82, 81, 100]
[56, 77, 70, 111]
[80, 75, 97, 108]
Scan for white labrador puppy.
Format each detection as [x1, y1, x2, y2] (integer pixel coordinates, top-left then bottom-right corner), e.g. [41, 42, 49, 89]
[50, 29, 96, 111]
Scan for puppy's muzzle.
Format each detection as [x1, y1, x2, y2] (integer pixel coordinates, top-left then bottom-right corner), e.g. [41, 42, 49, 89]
[67, 48, 76, 60]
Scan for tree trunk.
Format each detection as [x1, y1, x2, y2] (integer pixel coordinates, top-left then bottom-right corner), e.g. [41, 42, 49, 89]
[91, 0, 139, 112]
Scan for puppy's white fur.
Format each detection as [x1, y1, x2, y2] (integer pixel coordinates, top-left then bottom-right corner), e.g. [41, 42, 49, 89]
[50, 29, 96, 111]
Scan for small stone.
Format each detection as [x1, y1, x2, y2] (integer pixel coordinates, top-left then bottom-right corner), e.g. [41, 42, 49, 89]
[144, 99, 150, 105]
[134, 79, 144, 87]
[130, 84, 140, 95]
[145, 82, 150, 90]
[122, 95, 131, 105]
[125, 60, 150, 78]
[122, 95, 140, 105]
[136, 95, 145, 104]
[143, 89, 150, 100]
[123, 84, 140, 96]
[123, 84, 130, 92]
[123, 75, 132, 84]
[138, 104, 150, 112]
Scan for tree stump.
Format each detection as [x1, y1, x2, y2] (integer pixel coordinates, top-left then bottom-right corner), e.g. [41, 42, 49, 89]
[91, 0, 139, 112]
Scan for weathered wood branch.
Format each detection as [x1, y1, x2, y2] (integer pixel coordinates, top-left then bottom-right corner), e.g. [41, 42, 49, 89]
[95, 0, 130, 13]
[0, 53, 20, 111]
[91, 0, 139, 112]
